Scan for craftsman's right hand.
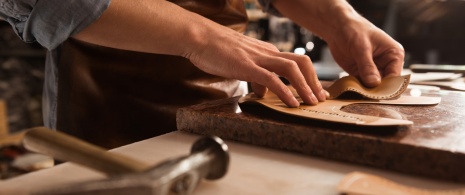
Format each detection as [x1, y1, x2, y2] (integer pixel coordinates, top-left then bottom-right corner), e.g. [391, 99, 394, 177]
[185, 24, 327, 107]
[72, 0, 327, 107]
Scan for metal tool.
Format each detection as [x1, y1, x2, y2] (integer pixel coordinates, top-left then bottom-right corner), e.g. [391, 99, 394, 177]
[22, 127, 229, 195]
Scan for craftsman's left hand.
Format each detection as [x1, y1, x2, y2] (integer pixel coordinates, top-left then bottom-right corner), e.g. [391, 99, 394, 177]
[326, 18, 405, 87]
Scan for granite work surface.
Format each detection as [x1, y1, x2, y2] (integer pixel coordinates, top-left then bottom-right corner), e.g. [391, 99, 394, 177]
[177, 84, 465, 183]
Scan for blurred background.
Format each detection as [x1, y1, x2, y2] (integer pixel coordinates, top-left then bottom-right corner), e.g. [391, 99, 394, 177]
[0, 21, 45, 133]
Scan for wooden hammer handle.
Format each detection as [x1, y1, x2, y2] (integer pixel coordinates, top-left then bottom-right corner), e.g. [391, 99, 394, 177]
[22, 127, 150, 176]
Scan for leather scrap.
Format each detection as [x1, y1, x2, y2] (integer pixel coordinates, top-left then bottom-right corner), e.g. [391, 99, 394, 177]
[327, 75, 411, 100]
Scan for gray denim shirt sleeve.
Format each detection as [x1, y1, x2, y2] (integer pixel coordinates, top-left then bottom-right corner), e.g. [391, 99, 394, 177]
[257, 0, 282, 16]
[0, 0, 111, 50]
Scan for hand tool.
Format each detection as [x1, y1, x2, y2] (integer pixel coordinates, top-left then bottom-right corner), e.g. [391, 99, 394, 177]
[22, 127, 229, 195]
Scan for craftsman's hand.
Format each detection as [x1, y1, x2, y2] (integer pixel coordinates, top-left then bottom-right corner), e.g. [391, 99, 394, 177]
[271, 0, 404, 88]
[186, 24, 327, 107]
[326, 18, 405, 87]
[73, 0, 327, 107]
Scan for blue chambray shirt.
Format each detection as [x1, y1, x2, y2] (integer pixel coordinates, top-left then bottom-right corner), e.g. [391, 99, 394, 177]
[0, 0, 111, 129]
[0, 0, 277, 129]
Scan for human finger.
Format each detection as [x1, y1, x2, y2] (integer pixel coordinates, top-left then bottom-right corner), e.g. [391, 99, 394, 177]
[277, 52, 327, 102]
[354, 46, 381, 87]
[377, 48, 405, 78]
[251, 82, 268, 97]
[257, 55, 319, 105]
[375, 55, 403, 78]
[249, 65, 300, 107]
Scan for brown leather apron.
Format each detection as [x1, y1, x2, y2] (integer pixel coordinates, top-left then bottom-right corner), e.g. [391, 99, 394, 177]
[57, 0, 248, 148]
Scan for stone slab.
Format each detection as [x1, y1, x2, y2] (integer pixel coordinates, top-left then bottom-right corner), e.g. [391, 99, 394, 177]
[177, 85, 465, 183]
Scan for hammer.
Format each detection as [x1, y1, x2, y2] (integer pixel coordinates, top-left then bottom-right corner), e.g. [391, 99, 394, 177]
[21, 127, 229, 195]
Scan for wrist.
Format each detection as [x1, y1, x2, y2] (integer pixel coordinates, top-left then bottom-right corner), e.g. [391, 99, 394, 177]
[179, 18, 222, 60]
[313, 1, 370, 42]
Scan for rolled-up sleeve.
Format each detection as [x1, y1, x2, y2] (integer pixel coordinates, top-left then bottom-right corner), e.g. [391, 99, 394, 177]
[0, 0, 111, 50]
[257, 0, 281, 16]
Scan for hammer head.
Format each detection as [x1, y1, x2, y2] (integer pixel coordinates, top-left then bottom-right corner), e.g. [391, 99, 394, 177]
[33, 136, 229, 195]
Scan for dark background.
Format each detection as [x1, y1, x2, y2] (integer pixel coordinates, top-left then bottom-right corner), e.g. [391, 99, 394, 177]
[0, 21, 45, 133]
[344, 0, 465, 65]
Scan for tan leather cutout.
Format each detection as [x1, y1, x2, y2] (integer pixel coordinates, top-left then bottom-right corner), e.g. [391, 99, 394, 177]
[239, 75, 441, 126]
[327, 75, 411, 100]
[338, 172, 465, 195]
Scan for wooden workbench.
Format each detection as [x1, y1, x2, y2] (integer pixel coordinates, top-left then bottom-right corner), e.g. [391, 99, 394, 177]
[0, 131, 464, 194]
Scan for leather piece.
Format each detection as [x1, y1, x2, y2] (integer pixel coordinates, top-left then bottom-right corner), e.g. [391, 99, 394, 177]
[337, 172, 465, 195]
[239, 75, 441, 126]
[56, 0, 248, 149]
[239, 91, 440, 126]
[327, 75, 411, 100]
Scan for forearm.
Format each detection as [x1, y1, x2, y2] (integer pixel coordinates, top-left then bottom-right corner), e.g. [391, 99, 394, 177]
[73, 0, 222, 58]
[74, 0, 330, 107]
[272, 0, 371, 43]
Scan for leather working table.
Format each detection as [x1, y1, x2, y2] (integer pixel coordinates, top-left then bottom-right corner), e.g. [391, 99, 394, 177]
[2, 81, 465, 194]
[177, 83, 465, 183]
[1, 131, 464, 194]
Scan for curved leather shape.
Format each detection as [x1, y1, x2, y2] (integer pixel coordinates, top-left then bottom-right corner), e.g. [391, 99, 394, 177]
[57, 0, 248, 148]
[326, 75, 411, 100]
[238, 75, 441, 126]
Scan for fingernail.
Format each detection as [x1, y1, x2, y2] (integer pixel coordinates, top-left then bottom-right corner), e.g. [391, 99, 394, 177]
[310, 93, 319, 104]
[365, 75, 381, 86]
[289, 97, 300, 107]
[317, 89, 328, 101]
[324, 90, 330, 98]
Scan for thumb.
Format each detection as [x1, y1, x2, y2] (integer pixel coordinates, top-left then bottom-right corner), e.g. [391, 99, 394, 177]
[356, 49, 381, 87]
